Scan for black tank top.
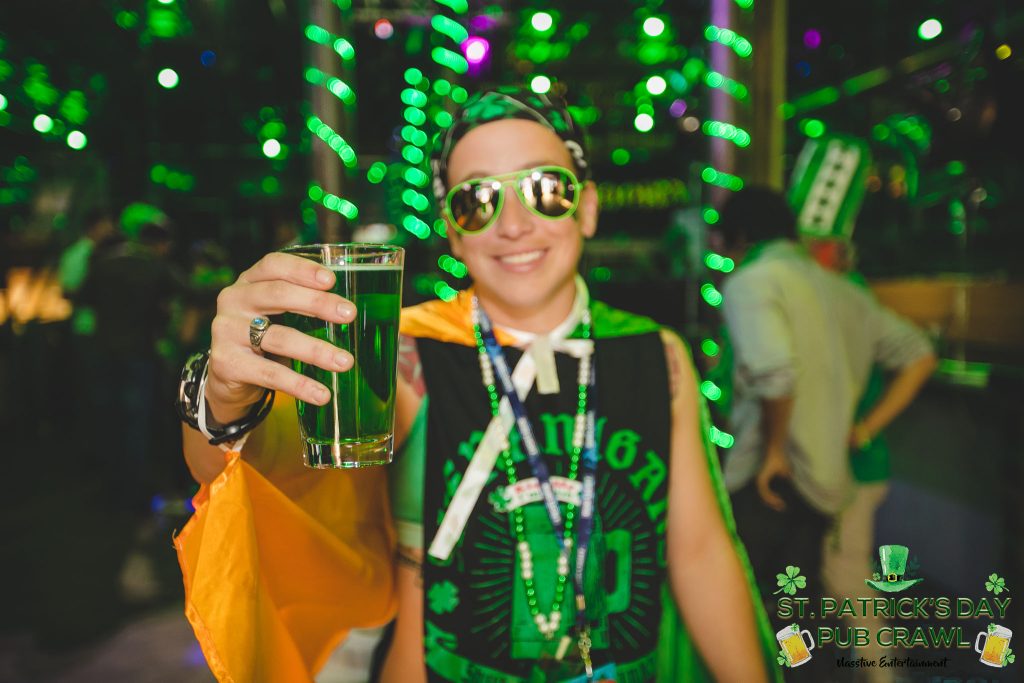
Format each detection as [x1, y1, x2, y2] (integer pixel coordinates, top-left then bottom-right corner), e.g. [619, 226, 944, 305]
[416, 316, 671, 682]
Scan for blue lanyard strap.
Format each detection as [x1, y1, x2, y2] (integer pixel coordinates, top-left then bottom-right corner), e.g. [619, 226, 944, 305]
[475, 305, 598, 638]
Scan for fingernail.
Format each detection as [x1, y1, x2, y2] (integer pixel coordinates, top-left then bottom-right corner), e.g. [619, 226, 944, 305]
[335, 352, 351, 369]
[314, 386, 331, 403]
[316, 269, 334, 285]
[338, 303, 355, 319]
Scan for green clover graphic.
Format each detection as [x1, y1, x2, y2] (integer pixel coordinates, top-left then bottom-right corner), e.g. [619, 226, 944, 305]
[777, 649, 790, 667]
[774, 565, 807, 595]
[989, 623, 998, 635]
[1003, 648, 1014, 665]
[985, 573, 1009, 595]
[428, 580, 460, 614]
[872, 572, 881, 581]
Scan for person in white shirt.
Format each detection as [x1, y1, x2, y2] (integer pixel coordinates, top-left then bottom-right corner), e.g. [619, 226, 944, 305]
[713, 187, 936, 614]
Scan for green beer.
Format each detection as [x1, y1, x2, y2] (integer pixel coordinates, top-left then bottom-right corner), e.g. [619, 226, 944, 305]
[285, 245, 404, 468]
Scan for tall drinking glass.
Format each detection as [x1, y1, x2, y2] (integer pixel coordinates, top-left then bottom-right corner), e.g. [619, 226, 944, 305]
[282, 244, 404, 468]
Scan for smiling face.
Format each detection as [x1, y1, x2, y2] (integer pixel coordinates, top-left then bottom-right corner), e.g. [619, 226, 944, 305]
[445, 118, 598, 332]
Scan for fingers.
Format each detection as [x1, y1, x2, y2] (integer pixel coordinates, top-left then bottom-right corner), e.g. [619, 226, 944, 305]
[757, 468, 787, 512]
[237, 280, 355, 321]
[241, 251, 336, 289]
[259, 323, 354, 373]
[209, 343, 334, 406]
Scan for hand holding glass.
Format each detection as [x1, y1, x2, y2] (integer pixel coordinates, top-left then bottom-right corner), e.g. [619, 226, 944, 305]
[283, 244, 404, 468]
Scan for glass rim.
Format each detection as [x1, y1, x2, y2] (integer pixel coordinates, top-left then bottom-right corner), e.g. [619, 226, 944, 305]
[281, 243, 405, 259]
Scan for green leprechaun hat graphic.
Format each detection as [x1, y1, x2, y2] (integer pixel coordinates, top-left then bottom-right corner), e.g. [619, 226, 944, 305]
[865, 544, 923, 592]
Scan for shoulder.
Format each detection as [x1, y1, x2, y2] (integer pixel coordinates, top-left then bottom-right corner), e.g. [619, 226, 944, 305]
[590, 300, 661, 339]
[658, 327, 697, 402]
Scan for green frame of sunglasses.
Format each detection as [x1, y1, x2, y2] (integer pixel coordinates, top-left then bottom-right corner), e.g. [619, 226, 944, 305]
[443, 165, 583, 235]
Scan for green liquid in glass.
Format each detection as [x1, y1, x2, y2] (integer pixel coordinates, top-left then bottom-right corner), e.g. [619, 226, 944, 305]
[289, 264, 402, 467]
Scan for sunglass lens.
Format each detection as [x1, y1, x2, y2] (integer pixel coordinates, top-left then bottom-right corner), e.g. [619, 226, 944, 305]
[520, 168, 577, 218]
[451, 181, 501, 232]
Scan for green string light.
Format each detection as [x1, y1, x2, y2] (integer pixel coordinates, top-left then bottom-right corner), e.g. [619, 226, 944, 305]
[702, 120, 750, 147]
[530, 75, 551, 94]
[367, 162, 388, 184]
[33, 114, 54, 133]
[434, 280, 459, 301]
[431, 47, 469, 74]
[306, 115, 357, 167]
[700, 283, 723, 307]
[400, 87, 428, 107]
[310, 184, 359, 219]
[700, 339, 721, 356]
[709, 426, 735, 448]
[701, 166, 744, 191]
[402, 215, 431, 239]
[431, 14, 469, 45]
[704, 25, 752, 57]
[66, 130, 87, 150]
[403, 167, 430, 187]
[404, 68, 425, 85]
[700, 380, 723, 402]
[433, 0, 468, 14]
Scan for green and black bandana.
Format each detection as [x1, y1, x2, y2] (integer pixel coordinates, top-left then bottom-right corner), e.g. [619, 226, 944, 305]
[430, 86, 591, 205]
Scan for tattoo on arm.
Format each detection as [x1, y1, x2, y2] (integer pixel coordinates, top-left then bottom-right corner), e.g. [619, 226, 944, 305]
[398, 335, 426, 397]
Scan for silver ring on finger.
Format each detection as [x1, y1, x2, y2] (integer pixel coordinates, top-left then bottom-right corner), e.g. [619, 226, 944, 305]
[249, 316, 272, 354]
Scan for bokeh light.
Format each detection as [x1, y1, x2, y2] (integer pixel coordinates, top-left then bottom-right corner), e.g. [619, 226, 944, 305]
[462, 37, 490, 65]
[262, 139, 282, 158]
[374, 18, 394, 40]
[634, 113, 654, 132]
[645, 75, 667, 95]
[918, 19, 942, 41]
[642, 17, 665, 38]
[157, 68, 179, 89]
[530, 75, 551, 94]
[530, 11, 553, 33]
[803, 29, 822, 49]
[66, 130, 87, 149]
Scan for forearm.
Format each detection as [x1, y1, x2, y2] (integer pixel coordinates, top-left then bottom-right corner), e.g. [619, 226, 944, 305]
[760, 395, 794, 452]
[672, 533, 769, 682]
[858, 353, 936, 437]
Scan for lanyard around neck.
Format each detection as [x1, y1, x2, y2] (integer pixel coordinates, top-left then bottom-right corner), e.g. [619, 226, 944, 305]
[476, 302, 598, 634]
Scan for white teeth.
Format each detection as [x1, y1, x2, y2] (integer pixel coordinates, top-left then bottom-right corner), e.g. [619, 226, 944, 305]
[499, 250, 544, 265]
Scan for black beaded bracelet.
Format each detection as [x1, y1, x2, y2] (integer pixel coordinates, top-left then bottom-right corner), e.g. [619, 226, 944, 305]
[176, 349, 276, 445]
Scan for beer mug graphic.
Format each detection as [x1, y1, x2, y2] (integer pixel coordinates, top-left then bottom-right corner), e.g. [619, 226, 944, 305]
[777, 624, 815, 667]
[975, 624, 1012, 667]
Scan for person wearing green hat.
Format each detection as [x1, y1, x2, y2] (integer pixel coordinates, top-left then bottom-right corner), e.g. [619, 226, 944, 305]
[179, 87, 776, 682]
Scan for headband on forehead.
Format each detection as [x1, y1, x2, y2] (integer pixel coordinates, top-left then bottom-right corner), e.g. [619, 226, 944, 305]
[430, 86, 591, 204]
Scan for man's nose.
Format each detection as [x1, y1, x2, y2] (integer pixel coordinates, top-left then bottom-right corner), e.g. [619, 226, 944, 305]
[492, 188, 534, 240]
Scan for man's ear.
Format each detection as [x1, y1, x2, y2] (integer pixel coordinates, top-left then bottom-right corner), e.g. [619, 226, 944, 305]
[577, 180, 599, 239]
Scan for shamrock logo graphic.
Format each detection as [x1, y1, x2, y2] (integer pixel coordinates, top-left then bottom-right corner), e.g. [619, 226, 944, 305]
[985, 573, 1010, 595]
[774, 565, 807, 595]
[428, 580, 460, 614]
[1003, 648, 1015, 666]
[777, 649, 790, 667]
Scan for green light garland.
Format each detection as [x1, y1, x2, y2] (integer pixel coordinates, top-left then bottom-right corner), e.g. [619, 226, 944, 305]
[303, 5, 360, 222]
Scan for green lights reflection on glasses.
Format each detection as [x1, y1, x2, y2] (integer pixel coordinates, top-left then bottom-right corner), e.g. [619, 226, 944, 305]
[444, 165, 582, 235]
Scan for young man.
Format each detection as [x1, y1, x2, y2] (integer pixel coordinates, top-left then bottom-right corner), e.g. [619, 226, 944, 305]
[179, 88, 775, 682]
[714, 187, 936, 617]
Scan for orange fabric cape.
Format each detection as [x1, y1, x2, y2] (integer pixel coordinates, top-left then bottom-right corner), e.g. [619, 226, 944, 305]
[174, 294, 491, 683]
